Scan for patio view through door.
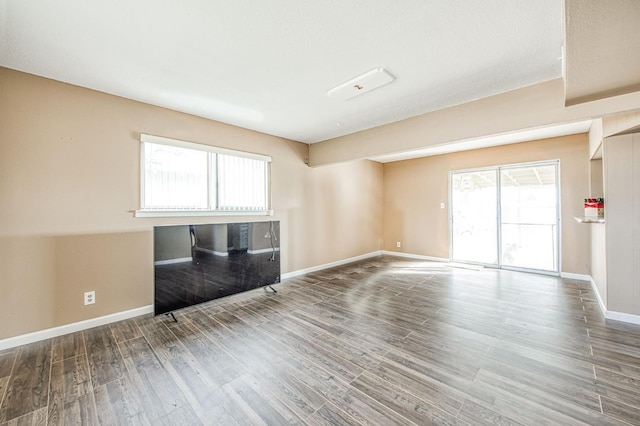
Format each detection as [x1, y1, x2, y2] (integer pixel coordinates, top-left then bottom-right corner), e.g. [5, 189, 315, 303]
[450, 161, 559, 274]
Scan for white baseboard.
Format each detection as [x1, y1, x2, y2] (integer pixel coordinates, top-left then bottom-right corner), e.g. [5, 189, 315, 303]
[154, 257, 192, 266]
[605, 310, 640, 325]
[560, 272, 591, 281]
[587, 276, 640, 325]
[281, 251, 382, 280]
[5, 260, 640, 351]
[195, 247, 228, 257]
[2, 250, 383, 350]
[589, 277, 607, 316]
[381, 251, 449, 262]
[248, 247, 281, 255]
[0, 305, 154, 351]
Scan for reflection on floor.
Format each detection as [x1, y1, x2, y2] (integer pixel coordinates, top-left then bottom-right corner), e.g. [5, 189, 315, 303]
[2, 256, 640, 424]
[155, 249, 280, 315]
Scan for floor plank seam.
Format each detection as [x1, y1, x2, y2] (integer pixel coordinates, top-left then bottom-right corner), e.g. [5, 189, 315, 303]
[598, 394, 604, 414]
[0, 349, 18, 414]
[319, 299, 416, 337]
[348, 378, 422, 426]
[261, 321, 366, 394]
[45, 342, 54, 426]
[149, 330, 211, 425]
[80, 329, 99, 426]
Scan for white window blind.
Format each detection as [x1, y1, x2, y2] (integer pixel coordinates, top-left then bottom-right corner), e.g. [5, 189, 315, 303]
[143, 143, 209, 210]
[138, 134, 271, 216]
[218, 154, 268, 210]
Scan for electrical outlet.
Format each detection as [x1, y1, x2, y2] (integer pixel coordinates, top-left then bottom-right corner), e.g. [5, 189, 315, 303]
[84, 291, 95, 305]
[440, 202, 445, 209]
[396, 241, 401, 248]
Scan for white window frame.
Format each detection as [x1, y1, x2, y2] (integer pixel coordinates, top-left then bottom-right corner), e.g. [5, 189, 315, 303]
[135, 134, 272, 218]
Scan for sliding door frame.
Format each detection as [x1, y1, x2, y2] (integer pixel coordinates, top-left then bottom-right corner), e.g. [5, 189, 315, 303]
[449, 160, 561, 275]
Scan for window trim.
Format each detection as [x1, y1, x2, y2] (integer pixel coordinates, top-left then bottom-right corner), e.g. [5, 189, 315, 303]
[135, 134, 273, 218]
[134, 209, 273, 218]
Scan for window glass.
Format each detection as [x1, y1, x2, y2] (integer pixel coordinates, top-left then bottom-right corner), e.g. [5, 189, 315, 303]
[143, 143, 208, 209]
[140, 136, 270, 213]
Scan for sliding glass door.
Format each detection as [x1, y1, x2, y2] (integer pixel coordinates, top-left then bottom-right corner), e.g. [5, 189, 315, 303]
[500, 164, 558, 272]
[451, 169, 498, 265]
[450, 161, 559, 274]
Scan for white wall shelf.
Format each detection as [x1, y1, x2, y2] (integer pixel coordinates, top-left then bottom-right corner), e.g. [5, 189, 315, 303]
[575, 216, 605, 223]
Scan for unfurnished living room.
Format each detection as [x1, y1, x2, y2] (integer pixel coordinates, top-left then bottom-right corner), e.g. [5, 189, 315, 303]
[2, 1, 640, 425]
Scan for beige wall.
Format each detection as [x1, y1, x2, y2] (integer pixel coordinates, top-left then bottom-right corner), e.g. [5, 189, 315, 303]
[591, 224, 607, 308]
[589, 159, 604, 198]
[603, 110, 640, 137]
[0, 232, 151, 337]
[603, 133, 640, 315]
[383, 134, 590, 275]
[589, 114, 640, 315]
[589, 119, 603, 159]
[0, 68, 383, 340]
[588, 158, 607, 306]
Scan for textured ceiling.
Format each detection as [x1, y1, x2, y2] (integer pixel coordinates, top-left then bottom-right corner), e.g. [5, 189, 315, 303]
[0, 0, 563, 144]
[564, 0, 640, 105]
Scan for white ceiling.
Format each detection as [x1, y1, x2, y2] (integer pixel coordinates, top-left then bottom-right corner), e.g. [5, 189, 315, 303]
[0, 1, 564, 144]
[564, 0, 640, 105]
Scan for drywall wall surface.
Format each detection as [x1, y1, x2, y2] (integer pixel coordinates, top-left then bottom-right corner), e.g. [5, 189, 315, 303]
[589, 159, 604, 198]
[603, 110, 640, 137]
[0, 68, 383, 339]
[591, 224, 607, 309]
[604, 133, 640, 315]
[383, 134, 590, 275]
[589, 118, 603, 159]
[0, 231, 152, 340]
[0, 236, 57, 338]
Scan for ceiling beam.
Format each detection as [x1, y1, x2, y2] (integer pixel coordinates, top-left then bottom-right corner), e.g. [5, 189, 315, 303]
[309, 78, 640, 166]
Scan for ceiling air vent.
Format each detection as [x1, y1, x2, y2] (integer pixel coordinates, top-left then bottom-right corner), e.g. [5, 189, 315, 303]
[327, 68, 395, 101]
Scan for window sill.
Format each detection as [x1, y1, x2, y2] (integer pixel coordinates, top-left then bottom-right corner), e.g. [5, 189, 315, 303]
[135, 209, 273, 218]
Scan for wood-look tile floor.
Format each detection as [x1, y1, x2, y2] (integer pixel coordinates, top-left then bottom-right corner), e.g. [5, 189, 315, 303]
[2, 256, 640, 425]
